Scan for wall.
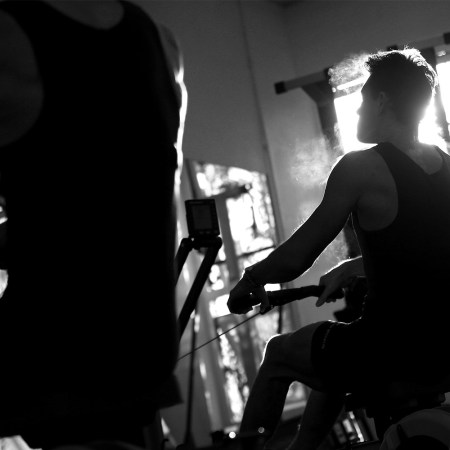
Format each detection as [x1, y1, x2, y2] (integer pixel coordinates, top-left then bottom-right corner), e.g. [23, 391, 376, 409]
[139, 0, 267, 173]
[285, 0, 450, 78]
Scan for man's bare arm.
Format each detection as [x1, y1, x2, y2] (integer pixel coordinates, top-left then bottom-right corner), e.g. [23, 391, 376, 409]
[251, 152, 366, 283]
[228, 151, 368, 313]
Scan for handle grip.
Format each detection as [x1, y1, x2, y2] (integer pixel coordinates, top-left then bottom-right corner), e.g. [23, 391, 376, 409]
[238, 285, 344, 310]
[267, 285, 326, 306]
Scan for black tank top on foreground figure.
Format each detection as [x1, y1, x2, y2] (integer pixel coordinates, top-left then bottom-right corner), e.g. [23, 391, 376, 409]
[352, 142, 450, 380]
[0, 0, 182, 443]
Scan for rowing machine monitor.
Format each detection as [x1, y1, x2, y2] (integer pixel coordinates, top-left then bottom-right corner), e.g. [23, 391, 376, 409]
[185, 199, 220, 240]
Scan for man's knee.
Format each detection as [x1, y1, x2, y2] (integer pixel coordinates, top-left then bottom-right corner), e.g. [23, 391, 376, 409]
[262, 322, 327, 369]
[259, 323, 331, 390]
[262, 333, 289, 366]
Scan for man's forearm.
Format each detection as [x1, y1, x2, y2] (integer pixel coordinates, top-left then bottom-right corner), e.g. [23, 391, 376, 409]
[243, 242, 318, 286]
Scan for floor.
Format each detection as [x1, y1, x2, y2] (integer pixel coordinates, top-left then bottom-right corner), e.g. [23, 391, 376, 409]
[186, 410, 377, 450]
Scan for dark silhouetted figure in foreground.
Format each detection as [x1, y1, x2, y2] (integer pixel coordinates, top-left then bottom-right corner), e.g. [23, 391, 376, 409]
[0, 1, 186, 449]
[228, 48, 450, 449]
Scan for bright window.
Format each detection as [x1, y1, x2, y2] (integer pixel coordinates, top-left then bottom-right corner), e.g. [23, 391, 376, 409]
[188, 161, 307, 428]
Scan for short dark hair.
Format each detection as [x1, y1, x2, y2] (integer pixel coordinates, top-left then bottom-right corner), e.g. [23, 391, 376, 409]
[364, 48, 438, 125]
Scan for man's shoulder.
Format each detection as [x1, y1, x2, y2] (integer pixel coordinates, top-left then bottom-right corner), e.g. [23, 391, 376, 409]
[335, 146, 382, 172]
[0, 7, 30, 64]
[0, 6, 43, 147]
[0, 6, 40, 85]
[0, 7, 18, 41]
[329, 146, 390, 193]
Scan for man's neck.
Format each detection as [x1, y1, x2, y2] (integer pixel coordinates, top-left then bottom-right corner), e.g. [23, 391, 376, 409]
[381, 122, 421, 153]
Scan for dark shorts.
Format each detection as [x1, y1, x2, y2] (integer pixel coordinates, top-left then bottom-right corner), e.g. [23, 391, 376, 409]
[311, 319, 386, 393]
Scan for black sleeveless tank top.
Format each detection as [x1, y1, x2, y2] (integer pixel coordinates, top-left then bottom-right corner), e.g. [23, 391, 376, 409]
[353, 142, 450, 362]
[0, 0, 181, 392]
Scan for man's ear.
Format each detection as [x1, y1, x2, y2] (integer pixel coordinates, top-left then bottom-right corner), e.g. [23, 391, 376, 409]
[377, 91, 392, 113]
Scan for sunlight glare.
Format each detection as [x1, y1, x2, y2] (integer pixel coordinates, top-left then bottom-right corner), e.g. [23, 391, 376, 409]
[334, 90, 371, 153]
[418, 99, 447, 148]
[437, 61, 450, 121]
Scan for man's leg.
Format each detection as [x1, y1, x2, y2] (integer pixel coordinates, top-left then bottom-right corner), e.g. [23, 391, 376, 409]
[286, 390, 345, 450]
[239, 321, 344, 450]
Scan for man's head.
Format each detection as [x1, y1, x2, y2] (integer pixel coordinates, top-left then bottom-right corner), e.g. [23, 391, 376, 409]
[357, 48, 438, 143]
